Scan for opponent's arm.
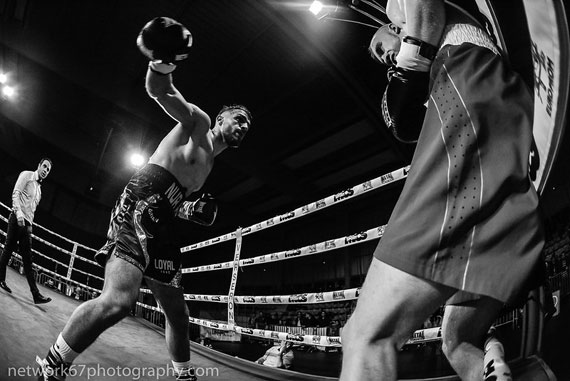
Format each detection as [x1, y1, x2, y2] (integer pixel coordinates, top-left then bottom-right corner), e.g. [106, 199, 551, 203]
[394, 0, 445, 46]
[381, 0, 445, 143]
[137, 17, 211, 132]
[391, 0, 444, 71]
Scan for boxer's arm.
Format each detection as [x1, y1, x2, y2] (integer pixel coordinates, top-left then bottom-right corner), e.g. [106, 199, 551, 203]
[397, 0, 445, 46]
[145, 69, 211, 133]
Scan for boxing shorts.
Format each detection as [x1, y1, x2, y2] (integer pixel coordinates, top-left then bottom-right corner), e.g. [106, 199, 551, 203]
[95, 164, 186, 287]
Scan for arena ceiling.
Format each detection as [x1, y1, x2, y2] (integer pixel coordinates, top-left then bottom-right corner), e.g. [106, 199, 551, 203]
[0, 0, 568, 241]
[0, 0, 414, 237]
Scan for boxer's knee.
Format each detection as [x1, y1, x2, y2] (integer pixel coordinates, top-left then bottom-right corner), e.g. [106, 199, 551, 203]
[97, 292, 135, 322]
[342, 315, 396, 351]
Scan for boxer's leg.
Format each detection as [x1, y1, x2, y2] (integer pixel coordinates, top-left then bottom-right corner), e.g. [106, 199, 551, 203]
[441, 297, 504, 381]
[145, 276, 195, 380]
[340, 258, 456, 381]
[38, 254, 143, 379]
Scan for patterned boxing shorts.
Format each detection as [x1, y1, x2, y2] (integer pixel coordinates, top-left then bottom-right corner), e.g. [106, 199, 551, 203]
[95, 164, 186, 287]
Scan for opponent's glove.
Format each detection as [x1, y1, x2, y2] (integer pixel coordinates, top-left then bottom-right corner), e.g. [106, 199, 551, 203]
[137, 17, 193, 74]
[381, 35, 437, 143]
[176, 193, 218, 226]
[381, 66, 429, 143]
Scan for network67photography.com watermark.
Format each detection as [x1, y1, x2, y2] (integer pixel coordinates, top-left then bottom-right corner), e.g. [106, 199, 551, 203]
[7, 363, 220, 379]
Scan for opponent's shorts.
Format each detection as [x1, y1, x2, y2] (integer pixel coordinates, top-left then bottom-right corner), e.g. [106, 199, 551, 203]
[373, 24, 544, 305]
[95, 164, 186, 287]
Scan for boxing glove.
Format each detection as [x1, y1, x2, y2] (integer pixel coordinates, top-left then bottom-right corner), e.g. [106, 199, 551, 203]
[381, 66, 429, 143]
[176, 193, 218, 226]
[137, 17, 192, 74]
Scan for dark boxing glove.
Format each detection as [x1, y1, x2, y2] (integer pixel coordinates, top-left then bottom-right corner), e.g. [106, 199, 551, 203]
[176, 193, 218, 226]
[137, 17, 192, 74]
[381, 66, 429, 143]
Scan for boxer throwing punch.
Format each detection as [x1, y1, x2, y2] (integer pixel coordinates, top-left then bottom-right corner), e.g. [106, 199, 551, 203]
[340, 1, 543, 380]
[37, 17, 252, 381]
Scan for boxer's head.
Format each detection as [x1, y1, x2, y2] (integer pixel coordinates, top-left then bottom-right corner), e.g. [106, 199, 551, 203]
[215, 104, 252, 148]
[369, 23, 402, 66]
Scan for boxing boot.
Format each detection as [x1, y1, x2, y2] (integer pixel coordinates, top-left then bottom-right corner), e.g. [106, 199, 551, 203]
[36, 355, 69, 381]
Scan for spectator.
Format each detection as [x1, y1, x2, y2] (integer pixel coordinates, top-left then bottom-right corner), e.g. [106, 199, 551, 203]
[303, 312, 316, 327]
[251, 311, 267, 329]
[315, 310, 331, 328]
[256, 341, 294, 370]
[329, 318, 341, 336]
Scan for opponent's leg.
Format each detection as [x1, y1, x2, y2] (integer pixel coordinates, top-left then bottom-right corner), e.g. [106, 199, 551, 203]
[441, 297, 504, 381]
[145, 277, 195, 380]
[340, 258, 456, 381]
[38, 254, 143, 380]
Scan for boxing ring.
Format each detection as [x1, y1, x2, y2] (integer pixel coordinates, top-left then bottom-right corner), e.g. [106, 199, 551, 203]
[0, 164, 558, 380]
[0, 0, 568, 379]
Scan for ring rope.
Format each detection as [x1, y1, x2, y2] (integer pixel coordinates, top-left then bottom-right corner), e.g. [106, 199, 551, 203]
[182, 225, 385, 274]
[180, 166, 409, 253]
[0, 201, 97, 252]
[5, 252, 101, 293]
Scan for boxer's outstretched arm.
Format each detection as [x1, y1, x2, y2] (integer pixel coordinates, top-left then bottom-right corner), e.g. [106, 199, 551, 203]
[145, 68, 211, 133]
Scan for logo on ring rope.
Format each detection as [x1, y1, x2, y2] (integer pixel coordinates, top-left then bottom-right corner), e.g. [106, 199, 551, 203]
[333, 291, 345, 300]
[362, 180, 373, 190]
[279, 212, 295, 222]
[345, 232, 368, 244]
[381, 173, 394, 184]
[334, 189, 354, 202]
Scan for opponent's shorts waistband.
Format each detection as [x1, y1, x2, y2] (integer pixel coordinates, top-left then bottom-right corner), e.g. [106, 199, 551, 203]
[440, 23, 499, 56]
[134, 163, 186, 211]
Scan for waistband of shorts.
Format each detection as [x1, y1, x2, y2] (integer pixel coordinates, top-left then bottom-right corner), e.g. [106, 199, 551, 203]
[440, 23, 500, 56]
[136, 163, 186, 210]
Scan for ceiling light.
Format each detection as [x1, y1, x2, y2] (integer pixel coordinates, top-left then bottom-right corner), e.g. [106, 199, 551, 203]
[309, 1, 324, 15]
[2, 85, 15, 98]
[0, 73, 7, 84]
[129, 152, 146, 168]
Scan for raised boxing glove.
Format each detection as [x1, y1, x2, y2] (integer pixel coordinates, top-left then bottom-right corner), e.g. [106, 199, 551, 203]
[176, 193, 218, 226]
[137, 17, 192, 71]
[381, 66, 429, 143]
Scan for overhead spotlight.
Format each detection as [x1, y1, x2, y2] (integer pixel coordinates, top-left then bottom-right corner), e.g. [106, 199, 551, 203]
[0, 73, 7, 84]
[310, 0, 324, 16]
[308, 0, 385, 28]
[2, 85, 15, 98]
[129, 152, 146, 168]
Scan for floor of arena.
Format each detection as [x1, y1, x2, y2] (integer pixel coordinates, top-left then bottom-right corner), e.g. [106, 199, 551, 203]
[0, 267, 567, 380]
[0, 268, 269, 381]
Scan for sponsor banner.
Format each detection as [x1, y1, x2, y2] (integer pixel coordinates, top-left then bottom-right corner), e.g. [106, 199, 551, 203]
[179, 167, 409, 253]
[523, 0, 567, 193]
[200, 326, 241, 342]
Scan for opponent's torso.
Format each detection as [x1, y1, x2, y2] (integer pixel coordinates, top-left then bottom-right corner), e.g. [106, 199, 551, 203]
[148, 122, 214, 197]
